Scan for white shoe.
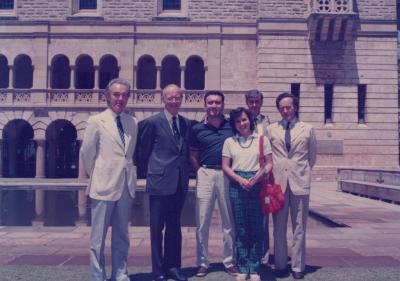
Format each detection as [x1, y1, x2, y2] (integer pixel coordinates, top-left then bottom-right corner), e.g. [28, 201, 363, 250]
[250, 274, 261, 281]
[236, 273, 248, 281]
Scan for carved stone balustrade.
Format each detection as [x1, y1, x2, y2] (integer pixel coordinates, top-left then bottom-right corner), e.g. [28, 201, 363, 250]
[308, 0, 356, 42]
[1, 89, 246, 110]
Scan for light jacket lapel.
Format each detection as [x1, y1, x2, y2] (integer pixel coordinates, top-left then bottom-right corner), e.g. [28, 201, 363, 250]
[100, 109, 125, 150]
[290, 122, 305, 144]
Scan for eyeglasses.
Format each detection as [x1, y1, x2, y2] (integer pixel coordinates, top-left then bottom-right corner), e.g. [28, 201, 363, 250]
[111, 93, 130, 99]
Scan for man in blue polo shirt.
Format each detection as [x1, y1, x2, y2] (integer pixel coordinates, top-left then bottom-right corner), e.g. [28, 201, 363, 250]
[190, 90, 239, 278]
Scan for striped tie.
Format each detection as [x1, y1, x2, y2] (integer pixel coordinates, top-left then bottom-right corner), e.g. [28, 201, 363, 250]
[116, 116, 125, 146]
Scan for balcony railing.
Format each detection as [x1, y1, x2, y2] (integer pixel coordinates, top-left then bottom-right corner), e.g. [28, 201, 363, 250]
[0, 89, 243, 109]
[311, 0, 353, 14]
[308, 0, 356, 42]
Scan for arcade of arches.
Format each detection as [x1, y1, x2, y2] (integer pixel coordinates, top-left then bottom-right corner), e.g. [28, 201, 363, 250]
[0, 53, 205, 90]
[1, 119, 81, 226]
[0, 53, 206, 226]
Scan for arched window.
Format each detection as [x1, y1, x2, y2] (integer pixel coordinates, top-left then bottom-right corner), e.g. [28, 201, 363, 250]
[136, 55, 156, 89]
[161, 55, 180, 89]
[99, 55, 119, 89]
[75, 55, 94, 89]
[51, 55, 70, 89]
[185, 56, 205, 90]
[13, 54, 33, 89]
[0, 54, 9, 88]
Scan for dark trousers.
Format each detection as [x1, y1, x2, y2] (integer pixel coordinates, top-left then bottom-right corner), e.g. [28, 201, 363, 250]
[149, 187, 186, 276]
[229, 171, 263, 274]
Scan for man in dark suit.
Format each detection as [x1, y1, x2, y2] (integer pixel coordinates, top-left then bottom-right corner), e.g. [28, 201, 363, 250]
[136, 84, 190, 281]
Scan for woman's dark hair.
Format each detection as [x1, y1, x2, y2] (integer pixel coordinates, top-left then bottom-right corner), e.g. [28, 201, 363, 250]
[229, 107, 255, 135]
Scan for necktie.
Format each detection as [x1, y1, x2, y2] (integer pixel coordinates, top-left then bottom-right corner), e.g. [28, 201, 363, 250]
[172, 116, 180, 140]
[285, 121, 291, 152]
[116, 116, 125, 146]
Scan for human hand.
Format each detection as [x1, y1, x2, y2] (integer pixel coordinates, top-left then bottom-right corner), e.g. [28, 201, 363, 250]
[237, 177, 251, 190]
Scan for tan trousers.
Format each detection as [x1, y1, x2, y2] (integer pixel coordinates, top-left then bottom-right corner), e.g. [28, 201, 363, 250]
[272, 186, 309, 272]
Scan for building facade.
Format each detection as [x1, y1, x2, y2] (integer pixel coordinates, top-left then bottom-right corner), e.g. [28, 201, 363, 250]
[0, 0, 399, 225]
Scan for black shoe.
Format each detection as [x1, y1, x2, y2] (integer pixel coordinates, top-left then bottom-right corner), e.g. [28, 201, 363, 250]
[153, 274, 167, 281]
[292, 271, 305, 279]
[273, 268, 289, 278]
[167, 267, 187, 281]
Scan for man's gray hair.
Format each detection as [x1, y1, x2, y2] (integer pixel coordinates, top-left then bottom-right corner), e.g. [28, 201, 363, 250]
[245, 89, 263, 101]
[106, 78, 131, 94]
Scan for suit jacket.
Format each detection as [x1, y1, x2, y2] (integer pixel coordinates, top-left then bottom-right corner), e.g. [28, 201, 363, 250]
[136, 111, 190, 195]
[266, 120, 316, 195]
[80, 108, 138, 201]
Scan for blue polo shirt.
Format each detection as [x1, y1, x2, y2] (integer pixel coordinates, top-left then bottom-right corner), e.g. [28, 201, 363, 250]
[190, 118, 234, 166]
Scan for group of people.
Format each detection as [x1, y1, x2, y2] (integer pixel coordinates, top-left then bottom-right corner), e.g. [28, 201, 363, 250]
[80, 78, 317, 281]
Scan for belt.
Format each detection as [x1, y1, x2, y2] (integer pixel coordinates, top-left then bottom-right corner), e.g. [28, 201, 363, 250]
[202, 165, 222, 170]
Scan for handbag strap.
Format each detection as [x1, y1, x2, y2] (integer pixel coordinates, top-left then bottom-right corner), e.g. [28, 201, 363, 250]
[259, 135, 264, 168]
[259, 135, 275, 184]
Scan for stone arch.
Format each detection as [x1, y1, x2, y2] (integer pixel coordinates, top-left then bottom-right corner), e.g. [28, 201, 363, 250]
[161, 55, 180, 89]
[136, 55, 156, 89]
[44, 119, 79, 226]
[99, 54, 119, 89]
[185, 55, 205, 90]
[1, 119, 35, 226]
[13, 54, 33, 89]
[51, 54, 70, 89]
[0, 54, 9, 88]
[75, 54, 94, 89]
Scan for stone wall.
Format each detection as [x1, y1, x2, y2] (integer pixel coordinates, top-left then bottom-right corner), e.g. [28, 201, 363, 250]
[188, 0, 257, 22]
[12, 0, 398, 22]
[257, 34, 399, 168]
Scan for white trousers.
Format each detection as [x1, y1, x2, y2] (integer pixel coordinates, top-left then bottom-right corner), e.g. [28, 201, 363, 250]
[195, 167, 235, 268]
[90, 184, 133, 281]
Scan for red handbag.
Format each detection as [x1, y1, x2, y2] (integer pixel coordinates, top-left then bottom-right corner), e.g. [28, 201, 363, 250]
[258, 136, 285, 214]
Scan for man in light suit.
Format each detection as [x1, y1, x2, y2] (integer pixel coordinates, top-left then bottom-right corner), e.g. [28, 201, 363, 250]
[266, 92, 316, 280]
[136, 84, 190, 281]
[80, 78, 138, 281]
[245, 89, 271, 266]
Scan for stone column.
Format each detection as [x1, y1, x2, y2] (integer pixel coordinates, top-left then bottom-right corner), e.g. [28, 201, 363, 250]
[47, 66, 52, 89]
[133, 66, 137, 90]
[0, 139, 3, 178]
[70, 66, 76, 89]
[156, 66, 161, 90]
[34, 139, 46, 224]
[94, 66, 99, 90]
[0, 139, 2, 225]
[8, 65, 13, 89]
[180, 66, 185, 89]
[77, 140, 88, 224]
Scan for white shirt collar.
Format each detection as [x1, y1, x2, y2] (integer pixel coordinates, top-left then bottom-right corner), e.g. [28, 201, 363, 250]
[234, 131, 258, 142]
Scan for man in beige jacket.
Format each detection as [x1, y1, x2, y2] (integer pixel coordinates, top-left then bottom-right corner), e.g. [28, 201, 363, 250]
[266, 92, 316, 280]
[80, 78, 138, 281]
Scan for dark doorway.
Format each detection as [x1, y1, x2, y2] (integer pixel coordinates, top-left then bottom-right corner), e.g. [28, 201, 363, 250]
[161, 55, 180, 89]
[45, 120, 79, 226]
[137, 55, 156, 89]
[51, 55, 70, 89]
[13, 54, 33, 89]
[75, 55, 94, 89]
[1, 119, 35, 225]
[99, 55, 119, 89]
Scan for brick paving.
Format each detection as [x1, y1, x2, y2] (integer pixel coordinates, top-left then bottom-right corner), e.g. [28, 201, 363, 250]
[1, 182, 400, 267]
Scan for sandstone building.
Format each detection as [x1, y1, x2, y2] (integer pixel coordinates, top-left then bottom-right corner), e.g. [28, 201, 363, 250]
[0, 0, 398, 225]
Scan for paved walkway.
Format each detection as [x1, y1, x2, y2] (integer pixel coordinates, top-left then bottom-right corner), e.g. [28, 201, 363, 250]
[1, 181, 400, 268]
